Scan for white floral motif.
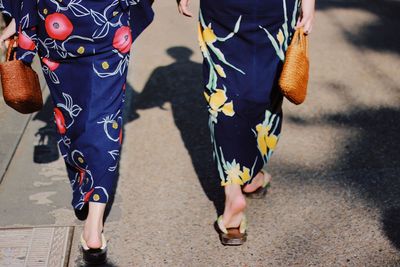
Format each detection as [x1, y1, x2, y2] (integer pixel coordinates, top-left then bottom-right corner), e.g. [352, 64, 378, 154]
[93, 53, 130, 78]
[91, 0, 123, 39]
[108, 150, 120, 172]
[47, 0, 91, 17]
[56, 93, 83, 129]
[97, 110, 122, 142]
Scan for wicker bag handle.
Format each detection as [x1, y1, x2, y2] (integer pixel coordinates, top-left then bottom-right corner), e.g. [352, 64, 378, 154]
[6, 37, 17, 62]
[291, 28, 308, 58]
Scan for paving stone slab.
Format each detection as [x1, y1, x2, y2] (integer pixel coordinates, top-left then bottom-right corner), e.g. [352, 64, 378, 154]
[0, 226, 73, 267]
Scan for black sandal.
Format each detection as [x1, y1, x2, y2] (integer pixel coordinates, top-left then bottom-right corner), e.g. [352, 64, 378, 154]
[215, 215, 247, 246]
[80, 233, 107, 265]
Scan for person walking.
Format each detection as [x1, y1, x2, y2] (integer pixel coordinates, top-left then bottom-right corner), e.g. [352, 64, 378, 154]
[178, 0, 315, 245]
[0, 0, 153, 263]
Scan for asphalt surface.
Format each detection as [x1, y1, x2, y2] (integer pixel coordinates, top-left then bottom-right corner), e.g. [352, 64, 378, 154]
[1, 0, 400, 266]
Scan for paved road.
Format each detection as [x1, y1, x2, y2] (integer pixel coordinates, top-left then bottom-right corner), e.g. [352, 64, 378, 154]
[1, 0, 400, 266]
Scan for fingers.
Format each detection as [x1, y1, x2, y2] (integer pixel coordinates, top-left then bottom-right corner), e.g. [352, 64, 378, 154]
[178, 0, 193, 17]
[296, 15, 314, 35]
[303, 20, 313, 35]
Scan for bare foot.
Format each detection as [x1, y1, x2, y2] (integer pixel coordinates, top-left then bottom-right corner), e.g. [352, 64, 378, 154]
[82, 202, 106, 249]
[83, 219, 103, 249]
[242, 171, 271, 193]
[222, 184, 247, 228]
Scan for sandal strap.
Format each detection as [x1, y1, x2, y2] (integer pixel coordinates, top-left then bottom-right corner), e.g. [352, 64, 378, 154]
[239, 215, 247, 234]
[217, 215, 247, 234]
[80, 233, 107, 250]
[217, 215, 228, 234]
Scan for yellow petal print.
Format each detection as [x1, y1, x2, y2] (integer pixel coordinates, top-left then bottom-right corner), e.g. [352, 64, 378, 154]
[266, 135, 278, 150]
[198, 23, 207, 54]
[221, 180, 231, 186]
[241, 167, 251, 184]
[256, 124, 263, 133]
[209, 89, 228, 111]
[215, 64, 226, 78]
[203, 26, 217, 45]
[277, 29, 284, 46]
[203, 92, 211, 103]
[256, 124, 268, 156]
[221, 101, 235, 117]
[257, 135, 267, 156]
[232, 176, 244, 185]
[225, 162, 243, 185]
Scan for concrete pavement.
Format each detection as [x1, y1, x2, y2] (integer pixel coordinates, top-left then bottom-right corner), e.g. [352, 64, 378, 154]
[1, 0, 400, 266]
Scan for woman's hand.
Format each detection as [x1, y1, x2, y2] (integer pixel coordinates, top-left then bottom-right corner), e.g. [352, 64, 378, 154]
[0, 18, 16, 48]
[296, 0, 315, 34]
[177, 0, 193, 17]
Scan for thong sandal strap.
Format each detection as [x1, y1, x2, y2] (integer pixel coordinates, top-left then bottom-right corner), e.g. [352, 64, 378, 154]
[217, 215, 228, 234]
[239, 215, 247, 234]
[217, 215, 247, 234]
[80, 233, 107, 250]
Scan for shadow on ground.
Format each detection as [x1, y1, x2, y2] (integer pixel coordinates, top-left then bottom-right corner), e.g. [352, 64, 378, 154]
[316, 0, 400, 250]
[125, 46, 224, 215]
[32, 96, 59, 164]
[287, 104, 400, 250]
[318, 0, 400, 54]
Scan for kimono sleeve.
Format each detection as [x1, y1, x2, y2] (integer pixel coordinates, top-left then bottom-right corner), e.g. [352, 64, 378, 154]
[0, 0, 20, 26]
[129, 0, 154, 42]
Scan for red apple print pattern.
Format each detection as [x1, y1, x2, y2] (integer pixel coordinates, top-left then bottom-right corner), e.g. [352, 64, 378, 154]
[113, 26, 132, 54]
[84, 188, 95, 202]
[45, 13, 74, 41]
[54, 107, 66, 135]
[18, 30, 36, 51]
[0, 0, 146, 211]
[42, 57, 60, 71]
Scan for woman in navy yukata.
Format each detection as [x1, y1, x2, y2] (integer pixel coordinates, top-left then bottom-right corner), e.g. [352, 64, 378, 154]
[0, 0, 153, 263]
[178, 0, 315, 245]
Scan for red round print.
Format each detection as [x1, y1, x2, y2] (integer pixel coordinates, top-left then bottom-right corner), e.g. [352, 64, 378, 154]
[84, 188, 95, 202]
[119, 129, 123, 145]
[113, 26, 132, 54]
[54, 107, 67, 135]
[42, 57, 60, 71]
[45, 13, 73, 41]
[18, 32, 36, 51]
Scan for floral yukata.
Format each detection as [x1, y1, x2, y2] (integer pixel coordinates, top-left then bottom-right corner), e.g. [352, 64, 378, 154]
[0, 0, 153, 211]
[199, 0, 300, 186]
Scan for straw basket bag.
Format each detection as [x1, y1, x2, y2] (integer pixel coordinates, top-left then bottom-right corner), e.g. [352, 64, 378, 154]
[0, 38, 42, 114]
[279, 28, 309, 105]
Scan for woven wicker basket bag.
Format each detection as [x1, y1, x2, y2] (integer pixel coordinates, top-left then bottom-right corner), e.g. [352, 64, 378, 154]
[0, 38, 42, 114]
[279, 27, 309, 105]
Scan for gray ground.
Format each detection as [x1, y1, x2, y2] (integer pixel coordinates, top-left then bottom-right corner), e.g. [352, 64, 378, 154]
[1, 0, 400, 266]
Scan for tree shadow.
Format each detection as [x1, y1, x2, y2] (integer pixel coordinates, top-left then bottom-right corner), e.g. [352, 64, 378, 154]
[325, 106, 400, 250]
[317, 0, 400, 54]
[287, 102, 400, 250]
[125, 46, 224, 215]
[32, 95, 60, 164]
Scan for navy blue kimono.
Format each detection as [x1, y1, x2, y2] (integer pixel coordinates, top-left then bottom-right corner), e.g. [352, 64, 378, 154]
[1, 0, 153, 211]
[199, 0, 299, 186]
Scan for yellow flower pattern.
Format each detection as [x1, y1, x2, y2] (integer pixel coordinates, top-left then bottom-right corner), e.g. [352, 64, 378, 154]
[198, 23, 208, 55]
[259, 0, 299, 61]
[255, 110, 280, 159]
[221, 160, 253, 186]
[198, 9, 285, 186]
[202, 26, 217, 45]
[204, 88, 235, 119]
